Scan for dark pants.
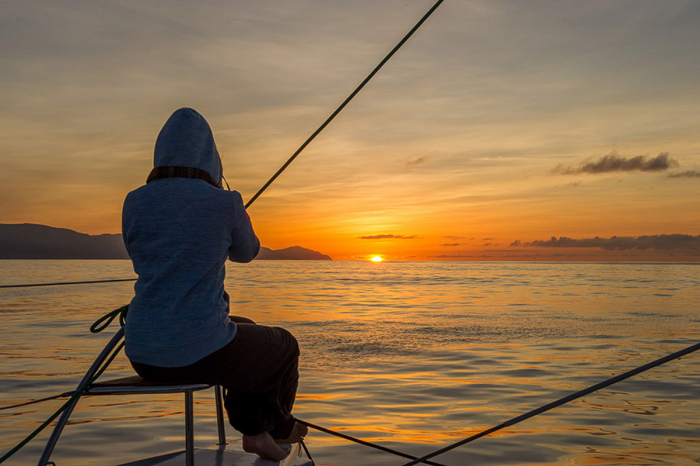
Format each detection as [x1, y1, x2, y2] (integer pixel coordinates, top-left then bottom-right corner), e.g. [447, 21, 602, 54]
[130, 317, 299, 439]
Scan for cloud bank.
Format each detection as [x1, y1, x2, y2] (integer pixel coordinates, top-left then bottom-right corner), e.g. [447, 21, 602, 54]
[511, 234, 700, 250]
[552, 152, 678, 175]
[358, 234, 417, 240]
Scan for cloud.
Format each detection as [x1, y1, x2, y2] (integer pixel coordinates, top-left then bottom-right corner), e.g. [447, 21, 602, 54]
[442, 243, 461, 246]
[667, 170, 700, 178]
[406, 155, 429, 168]
[444, 235, 466, 240]
[510, 240, 522, 247]
[552, 151, 679, 175]
[515, 234, 700, 250]
[358, 234, 417, 240]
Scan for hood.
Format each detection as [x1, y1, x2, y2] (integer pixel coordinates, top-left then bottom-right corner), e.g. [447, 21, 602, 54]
[153, 108, 222, 185]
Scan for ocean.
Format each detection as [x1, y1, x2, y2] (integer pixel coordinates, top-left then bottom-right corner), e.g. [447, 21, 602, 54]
[1, 260, 699, 465]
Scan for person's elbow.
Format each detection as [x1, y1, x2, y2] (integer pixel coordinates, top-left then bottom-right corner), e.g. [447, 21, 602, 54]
[232, 249, 258, 263]
[229, 238, 260, 263]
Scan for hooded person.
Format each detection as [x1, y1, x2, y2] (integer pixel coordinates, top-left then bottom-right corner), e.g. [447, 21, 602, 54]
[122, 107, 306, 460]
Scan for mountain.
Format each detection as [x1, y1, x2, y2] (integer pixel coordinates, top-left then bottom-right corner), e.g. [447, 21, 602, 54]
[256, 246, 332, 260]
[0, 223, 331, 260]
[0, 223, 128, 259]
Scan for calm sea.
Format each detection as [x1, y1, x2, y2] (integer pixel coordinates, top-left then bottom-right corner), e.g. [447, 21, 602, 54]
[1, 260, 699, 466]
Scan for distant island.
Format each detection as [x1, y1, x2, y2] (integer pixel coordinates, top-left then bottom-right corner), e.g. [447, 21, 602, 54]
[0, 224, 127, 259]
[0, 224, 331, 260]
[256, 246, 331, 261]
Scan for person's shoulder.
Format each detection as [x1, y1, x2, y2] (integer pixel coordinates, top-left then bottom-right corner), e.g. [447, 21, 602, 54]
[202, 189, 245, 221]
[214, 188, 244, 205]
[123, 184, 148, 203]
[228, 190, 244, 203]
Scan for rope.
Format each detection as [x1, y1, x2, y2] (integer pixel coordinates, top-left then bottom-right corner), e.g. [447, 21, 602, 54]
[299, 440, 314, 464]
[399, 340, 700, 466]
[90, 305, 129, 332]
[245, 0, 445, 209]
[0, 279, 136, 289]
[296, 419, 448, 466]
[0, 306, 128, 464]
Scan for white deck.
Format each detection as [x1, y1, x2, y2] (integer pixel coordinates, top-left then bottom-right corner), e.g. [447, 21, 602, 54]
[115, 440, 313, 466]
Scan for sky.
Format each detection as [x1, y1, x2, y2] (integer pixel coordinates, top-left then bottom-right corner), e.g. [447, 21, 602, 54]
[1, 0, 699, 261]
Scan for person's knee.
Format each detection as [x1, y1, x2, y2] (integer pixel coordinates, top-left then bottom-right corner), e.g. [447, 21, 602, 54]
[291, 335, 299, 357]
[279, 328, 299, 357]
[229, 315, 256, 325]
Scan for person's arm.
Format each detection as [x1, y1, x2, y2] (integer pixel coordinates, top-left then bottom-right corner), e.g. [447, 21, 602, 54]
[228, 191, 260, 263]
[121, 194, 133, 259]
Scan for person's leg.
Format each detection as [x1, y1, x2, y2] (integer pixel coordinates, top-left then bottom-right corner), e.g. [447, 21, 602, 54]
[129, 323, 303, 460]
[216, 324, 300, 438]
[131, 324, 299, 432]
[228, 315, 256, 324]
[210, 323, 303, 459]
[130, 359, 200, 382]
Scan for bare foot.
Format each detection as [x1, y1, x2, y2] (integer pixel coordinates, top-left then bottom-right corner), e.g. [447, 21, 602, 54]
[274, 422, 308, 444]
[242, 432, 290, 461]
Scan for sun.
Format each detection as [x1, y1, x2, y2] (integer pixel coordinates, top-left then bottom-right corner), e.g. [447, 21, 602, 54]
[370, 256, 383, 262]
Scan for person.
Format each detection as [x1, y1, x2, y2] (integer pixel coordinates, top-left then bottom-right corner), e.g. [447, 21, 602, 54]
[121, 107, 306, 460]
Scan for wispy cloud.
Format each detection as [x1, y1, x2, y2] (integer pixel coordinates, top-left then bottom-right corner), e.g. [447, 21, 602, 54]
[406, 155, 429, 168]
[358, 234, 417, 240]
[514, 234, 700, 250]
[667, 170, 700, 178]
[442, 243, 461, 246]
[552, 151, 678, 175]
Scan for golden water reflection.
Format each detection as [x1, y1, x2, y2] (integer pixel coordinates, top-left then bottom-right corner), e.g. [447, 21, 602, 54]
[0, 261, 698, 465]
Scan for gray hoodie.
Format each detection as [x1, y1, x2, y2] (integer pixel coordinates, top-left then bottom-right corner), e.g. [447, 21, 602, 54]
[122, 108, 260, 367]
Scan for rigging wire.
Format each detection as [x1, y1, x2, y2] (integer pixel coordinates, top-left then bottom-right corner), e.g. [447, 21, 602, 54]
[299, 440, 314, 464]
[244, 0, 445, 209]
[0, 278, 136, 289]
[399, 340, 700, 466]
[296, 419, 448, 466]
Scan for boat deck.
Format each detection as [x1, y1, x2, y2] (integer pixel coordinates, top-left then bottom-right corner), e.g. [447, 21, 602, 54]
[115, 439, 313, 466]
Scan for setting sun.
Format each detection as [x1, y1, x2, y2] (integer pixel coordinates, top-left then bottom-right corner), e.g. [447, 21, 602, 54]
[370, 256, 383, 262]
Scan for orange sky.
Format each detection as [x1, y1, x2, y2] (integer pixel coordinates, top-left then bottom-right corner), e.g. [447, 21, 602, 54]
[1, 1, 699, 261]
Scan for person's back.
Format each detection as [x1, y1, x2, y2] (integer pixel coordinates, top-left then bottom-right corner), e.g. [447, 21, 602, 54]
[122, 108, 305, 460]
[123, 108, 259, 367]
